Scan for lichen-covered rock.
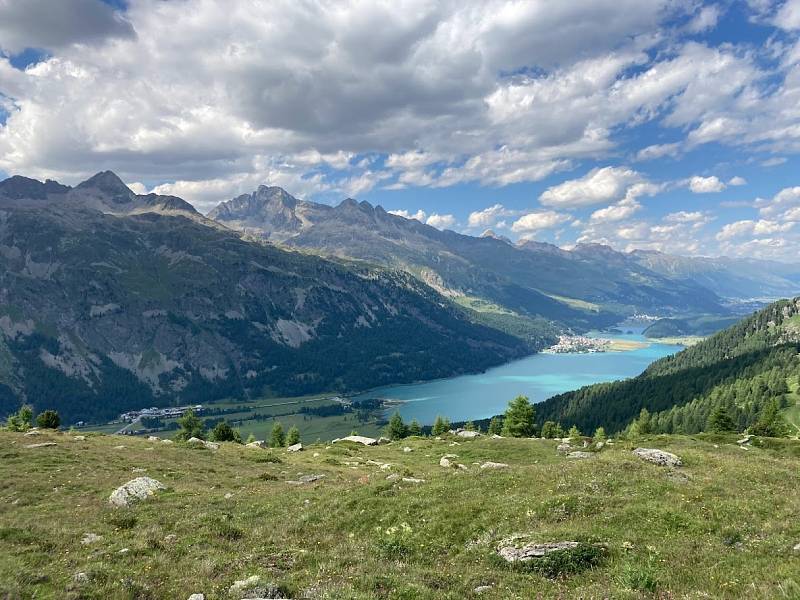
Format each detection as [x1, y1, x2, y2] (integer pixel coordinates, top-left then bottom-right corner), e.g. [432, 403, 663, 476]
[439, 454, 458, 468]
[286, 474, 324, 485]
[109, 477, 166, 507]
[332, 435, 377, 446]
[187, 437, 219, 450]
[246, 440, 268, 449]
[401, 477, 425, 484]
[567, 451, 594, 459]
[497, 539, 580, 562]
[287, 443, 303, 452]
[228, 575, 286, 598]
[480, 461, 509, 469]
[556, 442, 571, 452]
[24, 442, 57, 449]
[456, 430, 481, 438]
[633, 448, 682, 467]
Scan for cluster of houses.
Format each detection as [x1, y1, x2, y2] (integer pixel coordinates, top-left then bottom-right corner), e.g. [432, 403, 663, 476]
[119, 404, 204, 423]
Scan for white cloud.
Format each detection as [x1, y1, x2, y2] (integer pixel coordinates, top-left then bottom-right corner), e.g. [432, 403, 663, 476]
[511, 211, 571, 233]
[388, 208, 427, 222]
[689, 175, 726, 193]
[756, 185, 800, 217]
[728, 175, 747, 186]
[687, 5, 723, 33]
[467, 203, 516, 229]
[773, 0, 800, 30]
[664, 210, 707, 223]
[635, 142, 680, 161]
[716, 219, 794, 240]
[539, 166, 645, 208]
[425, 213, 457, 230]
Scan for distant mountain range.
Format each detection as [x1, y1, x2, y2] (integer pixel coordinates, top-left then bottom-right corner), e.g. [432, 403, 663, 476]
[2, 173, 800, 424]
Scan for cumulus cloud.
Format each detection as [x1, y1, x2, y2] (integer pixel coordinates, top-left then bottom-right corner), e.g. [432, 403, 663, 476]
[716, 219, 794, 240]
[0, 0, 135, 53]
[511, 211, 571, 233]
[635, 142, 681, 161]
[539, 166, 645, 208]
[687, 5, 723, 32]
[425, 213, 457, 230]
[388, 208, 427, 222]
[467, 203, 516, 229]
[728, 175, 747, 186]
[689, 175, 726, 193]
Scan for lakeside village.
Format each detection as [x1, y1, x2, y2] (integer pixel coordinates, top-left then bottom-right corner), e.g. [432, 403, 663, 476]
[544, 335, 617, 354]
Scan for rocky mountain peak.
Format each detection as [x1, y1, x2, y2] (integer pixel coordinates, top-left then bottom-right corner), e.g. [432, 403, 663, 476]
[0, 175, 71, 200]
[75, 170, 135, 204]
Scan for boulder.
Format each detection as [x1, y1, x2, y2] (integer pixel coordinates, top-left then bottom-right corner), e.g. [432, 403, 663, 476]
[161, 439, 174, 444]
[556, 443, 571, 452]
[403, 446, 412, 453]
[401, 477, 425, 484]
[187, 595, 204, 600]
[287, 443, 303, 452]
[737, 435, 752, 445]
[456, 430, 481, 439]
[73, 435, 87, 441]
[147, 436, 160, 442]
[633, 448, 682, 467]
[109, 477, 166, 507]
[73, 572, 89, 585]
[247, 440, 268, 449]
[474, 585, 493, 594]
[24, 442, 57, 449]
[567, 451, 594, 459]
[793, 542, 800, 552]
[228, 575, 285, 599]
[386, 473, 401, 482]
[286, 474, 324, 485]
[332, 435, 378, 446]
[439, 454, 458, 468]
[480, 461, 509, 469]
[81, 533, 102, 545]
[497, 539, 580, 563]
[378, 437, 391, 445]
[187, 437, 219, 450]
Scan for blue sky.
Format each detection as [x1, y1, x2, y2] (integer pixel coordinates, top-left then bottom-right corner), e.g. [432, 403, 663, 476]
[2, 0, 800, 259]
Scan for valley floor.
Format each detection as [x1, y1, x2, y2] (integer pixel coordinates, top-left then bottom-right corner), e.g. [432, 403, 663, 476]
[1, 431, 799, 599]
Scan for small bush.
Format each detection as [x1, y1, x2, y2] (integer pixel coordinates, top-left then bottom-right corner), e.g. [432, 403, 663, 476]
[36, 410, 60, 429]
[106, 513, 138, 530]
[258, 472, 278, 481]
[616, 551, 659, 593]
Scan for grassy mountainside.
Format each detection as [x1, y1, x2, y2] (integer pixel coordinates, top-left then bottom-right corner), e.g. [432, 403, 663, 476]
[0, 193, 528, 425]
[536, 298, 800, 434]
[1, 430, 798, 598]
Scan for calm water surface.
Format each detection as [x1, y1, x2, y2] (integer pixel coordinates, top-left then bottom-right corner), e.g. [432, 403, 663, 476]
[351, 326, 683, 424]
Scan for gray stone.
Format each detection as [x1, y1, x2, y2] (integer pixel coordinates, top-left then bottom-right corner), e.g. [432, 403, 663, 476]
[161, 439, 174, 444]
[73, 572, 89, 584]
[474, 585, 493, 594]
[480, 461, 509, 469]
[73, 435, 87, 441]
[147, 436, 160, 442]
[456, 430, 481, 438]
[81, 532, 102, 545]
[228, 575, 285, 598]
[386, 473, 400, 481]
[567, 451, 594, 459]
[187, 595, 204, 600]
[187, 437, 219, 450]
[286, 474, 325, 485]
[556, 442, 571, 452]
[332, 435, 377, 446]
[633, 447, 682, 467]
[497, 539, 580, 562]
[24, 442, 57, 448]
[403, 446, 412, 453]
[247, 440, 268, 449]
[109, 477, 166, 507]
[287, 443, 303, 452]
[24, 429, 41, 436]
[793, 542, 800, 552]
[401, 477, 425, 484]
[737, 435, 752, 445]
[439, 454, 458, 468]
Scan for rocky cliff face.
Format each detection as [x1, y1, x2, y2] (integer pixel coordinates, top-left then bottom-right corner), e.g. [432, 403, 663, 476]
[0, 173, 527, 423]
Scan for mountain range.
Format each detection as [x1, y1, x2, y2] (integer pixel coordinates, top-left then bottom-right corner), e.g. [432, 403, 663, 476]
[2, 172, 800, 424]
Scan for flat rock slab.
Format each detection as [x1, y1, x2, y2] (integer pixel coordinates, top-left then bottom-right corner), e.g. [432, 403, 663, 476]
[498, 540, 580, 562]
[567, 451, 594, 459]
[556, 443, 572, 452]
[633, 447, 682, 467]
[480, 462, 509, 469]
[228, 575, 286, 599]
[109, 477, 166, 507]
[456, 430, 481, 438]
[24, 442, 57, 449]
[286, 474, 325, 485]
[246, 440, 268, 449]
[401, 477, 425, 484]
[287, 443, 303, 452]
[187, 437, 219, 450]
[332, 435, 377, 446]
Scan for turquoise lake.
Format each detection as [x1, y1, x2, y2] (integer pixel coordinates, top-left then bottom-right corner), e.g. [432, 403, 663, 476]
[352, 327, 683, 425]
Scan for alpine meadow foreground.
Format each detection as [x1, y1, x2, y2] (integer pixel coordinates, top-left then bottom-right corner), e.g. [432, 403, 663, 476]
[1, 430, 798, 599]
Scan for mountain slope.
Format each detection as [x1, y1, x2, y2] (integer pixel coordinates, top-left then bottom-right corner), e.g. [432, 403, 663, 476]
[0, 174, 528, 424]
[208, 188, 727, 325]
[535, 297, 800, 433]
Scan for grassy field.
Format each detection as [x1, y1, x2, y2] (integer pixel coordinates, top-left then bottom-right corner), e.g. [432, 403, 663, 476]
[649, 336, 707, 347]
[1, 430, 799, 599]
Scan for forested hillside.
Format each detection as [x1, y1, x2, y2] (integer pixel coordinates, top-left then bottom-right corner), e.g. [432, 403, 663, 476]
[535, 298, 800, 434]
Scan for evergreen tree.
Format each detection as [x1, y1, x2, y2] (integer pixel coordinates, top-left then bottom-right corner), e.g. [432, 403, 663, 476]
[636, 408, 652, 434]
[487, 416, 503, 436]
[36, 410, 60, 429]
[286, 425, 301, 446]
[707, 405, 737, 433]
[6, 404, 33, 432]
[176, 409, 205, 441]
[501, 395, 536, 438]
[407, 419, 423, 436]
[567, 425, 581, 440]
[431, 415, 450, 436]
[593, 426, 606, 442]
[540, 420, 558, 438]
[211, 420, 241, 443]
[386, 412, 408, 440]
[464, 420, 476, 432]
[246, 433, 256, 444]
[750, 399, 790, 437]
[270, 422, 286, 447]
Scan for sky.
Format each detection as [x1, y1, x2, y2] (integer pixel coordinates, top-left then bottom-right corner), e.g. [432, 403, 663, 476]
[2, 1, 800, 260]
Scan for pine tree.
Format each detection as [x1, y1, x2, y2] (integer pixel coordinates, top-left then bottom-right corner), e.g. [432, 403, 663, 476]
[636, 408, 652, 434]
[567, 425, 581, 440]
[286, 426, 301, 446]
[707, 405, 736, 433]
[407, 419, 423, 436]
[540, 420, 558, 438]
[464, 420, 476, 432]
[36, 410, 60, 429]
[593, 426, 606, 442]
[386, 412, 408, 440]
[501, 395, 536, 438]
[431, 415, 450, 436]
[211, 420, 240, 442]
[487, 416, 503, 436]
[750, 399, 789, 437]
[176, 409, 205, 441]
[270, 422, 286, 448]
